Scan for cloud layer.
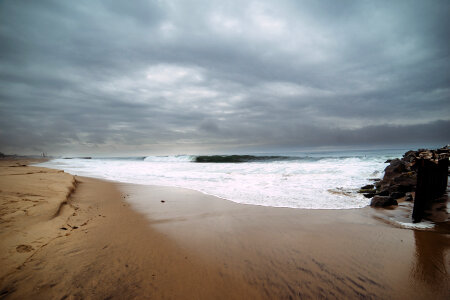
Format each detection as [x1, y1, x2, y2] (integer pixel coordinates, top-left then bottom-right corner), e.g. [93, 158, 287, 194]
[0, 0, 449, 155]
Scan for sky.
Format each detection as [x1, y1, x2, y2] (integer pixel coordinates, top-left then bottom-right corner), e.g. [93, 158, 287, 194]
[0, 0, 449, 156]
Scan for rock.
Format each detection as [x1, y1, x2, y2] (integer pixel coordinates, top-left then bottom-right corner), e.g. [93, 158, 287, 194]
[358, 188, 375, 194]
[403, 150, 417, 162]
[361, 184, 374, 190]
[362, 146, 449, 213]
[405, 192, 413, 201]
[390, 191, 405, 199]
[393, 172, 416, 186]
[358, 184, 376, 198]
[385, 159, 392, 163]
[375, 181, 382, 189]
[363, 192, 376, 198]
[383, 159, 408, 179]
[386, 184, 411, 194]
[376, 190, 389, 196]
[370, 196, 398, 207]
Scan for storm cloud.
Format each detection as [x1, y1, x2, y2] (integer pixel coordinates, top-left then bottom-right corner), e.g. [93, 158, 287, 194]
[0, 0, 449, 155]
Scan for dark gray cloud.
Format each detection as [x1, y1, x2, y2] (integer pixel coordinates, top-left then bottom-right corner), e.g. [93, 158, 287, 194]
[0, 0, 449, 155]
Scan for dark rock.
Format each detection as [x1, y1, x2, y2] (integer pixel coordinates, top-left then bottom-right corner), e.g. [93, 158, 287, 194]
[370, 196, 398, 207]
[361, 184, 374, 190]
[364, 147, 449, 217]
[403, 150, 417, 162]
[160, 200, 165, 203]
[390, 184, 414, 193]
[363, 192, 376, 198]
[376, 190, 389, 196]
[373, 157, 417, 197]
[383, 159, 408, 179]
[358, 188, 375, 194]
[390, 191, 405, 199]
[385, 159, 392, 163]
[358, 185, 376, 198]
[393, 172, 416, 187]
[405, 192, 413, 201]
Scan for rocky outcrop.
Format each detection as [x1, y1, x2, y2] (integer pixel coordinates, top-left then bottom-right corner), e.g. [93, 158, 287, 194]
[370, 196, 398, 207]
[364, 146, 449, 208]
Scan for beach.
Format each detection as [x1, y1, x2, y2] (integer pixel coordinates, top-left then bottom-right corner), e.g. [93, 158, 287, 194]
[0, 160, 449, 299]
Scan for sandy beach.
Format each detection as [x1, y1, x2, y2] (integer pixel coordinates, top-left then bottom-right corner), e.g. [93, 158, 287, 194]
[0, 160, 449, 299]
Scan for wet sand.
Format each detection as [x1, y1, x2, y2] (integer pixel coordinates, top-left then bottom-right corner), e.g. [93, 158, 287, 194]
[0, 161, 449, 299]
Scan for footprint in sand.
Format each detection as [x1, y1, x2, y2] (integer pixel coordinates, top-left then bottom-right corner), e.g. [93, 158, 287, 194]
[16, 244, 34, 253]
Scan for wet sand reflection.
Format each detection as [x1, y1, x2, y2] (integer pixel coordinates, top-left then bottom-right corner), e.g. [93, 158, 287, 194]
[411, 230, 450, 290]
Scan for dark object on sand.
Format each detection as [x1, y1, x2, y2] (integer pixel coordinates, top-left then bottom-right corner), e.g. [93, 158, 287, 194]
[412, 156, 449, 223]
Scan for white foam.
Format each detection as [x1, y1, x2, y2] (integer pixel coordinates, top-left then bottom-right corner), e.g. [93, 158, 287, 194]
[396, 221, 435, 229]
[143, 155, 194, 162]
[37, 153, 396, 209]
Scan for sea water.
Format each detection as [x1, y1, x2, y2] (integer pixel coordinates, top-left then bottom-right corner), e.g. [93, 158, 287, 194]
[37, 149, 406, 209]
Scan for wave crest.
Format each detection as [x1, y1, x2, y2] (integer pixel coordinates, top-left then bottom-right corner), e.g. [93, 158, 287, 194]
[143, 155, 194, 162]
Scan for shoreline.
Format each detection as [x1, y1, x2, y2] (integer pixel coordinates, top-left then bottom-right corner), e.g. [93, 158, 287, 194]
[34, 153, 383, 210]
[1, 160, 449, 299]
[31, 160, 450, 233]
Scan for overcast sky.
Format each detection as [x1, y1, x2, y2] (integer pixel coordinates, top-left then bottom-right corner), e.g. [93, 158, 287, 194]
[0, 0, 449, 155]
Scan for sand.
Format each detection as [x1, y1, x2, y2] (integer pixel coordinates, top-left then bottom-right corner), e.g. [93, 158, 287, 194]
[0, 160, 449, 299]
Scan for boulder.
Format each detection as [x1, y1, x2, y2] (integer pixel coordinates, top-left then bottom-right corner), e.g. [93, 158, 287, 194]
[370, 196, 398, 207]
[358, 188, 375, 193]
[361, 184, 374, 190]
[376, 190, 389, 196]
[390, 191, 405, 199]
[405, 192, 413, 201]
[375, 181, 382, 189]
[383, 159, 408, 180]
[403, 150, 417, 162]
[393, 171, 416, 181]
[363, 192, 376, 198]
[358, 186, 376, 198]
[388, 184, 414, 193]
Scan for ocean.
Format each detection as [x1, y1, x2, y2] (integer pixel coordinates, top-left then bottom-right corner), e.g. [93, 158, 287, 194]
[37, 149, 408, 209]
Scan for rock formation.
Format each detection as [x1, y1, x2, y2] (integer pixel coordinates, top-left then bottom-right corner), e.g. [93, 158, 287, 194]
[360, 146, 449, 214]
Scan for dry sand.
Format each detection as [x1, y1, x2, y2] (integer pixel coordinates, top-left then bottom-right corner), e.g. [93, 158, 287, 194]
[0, 160, 449, 299]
